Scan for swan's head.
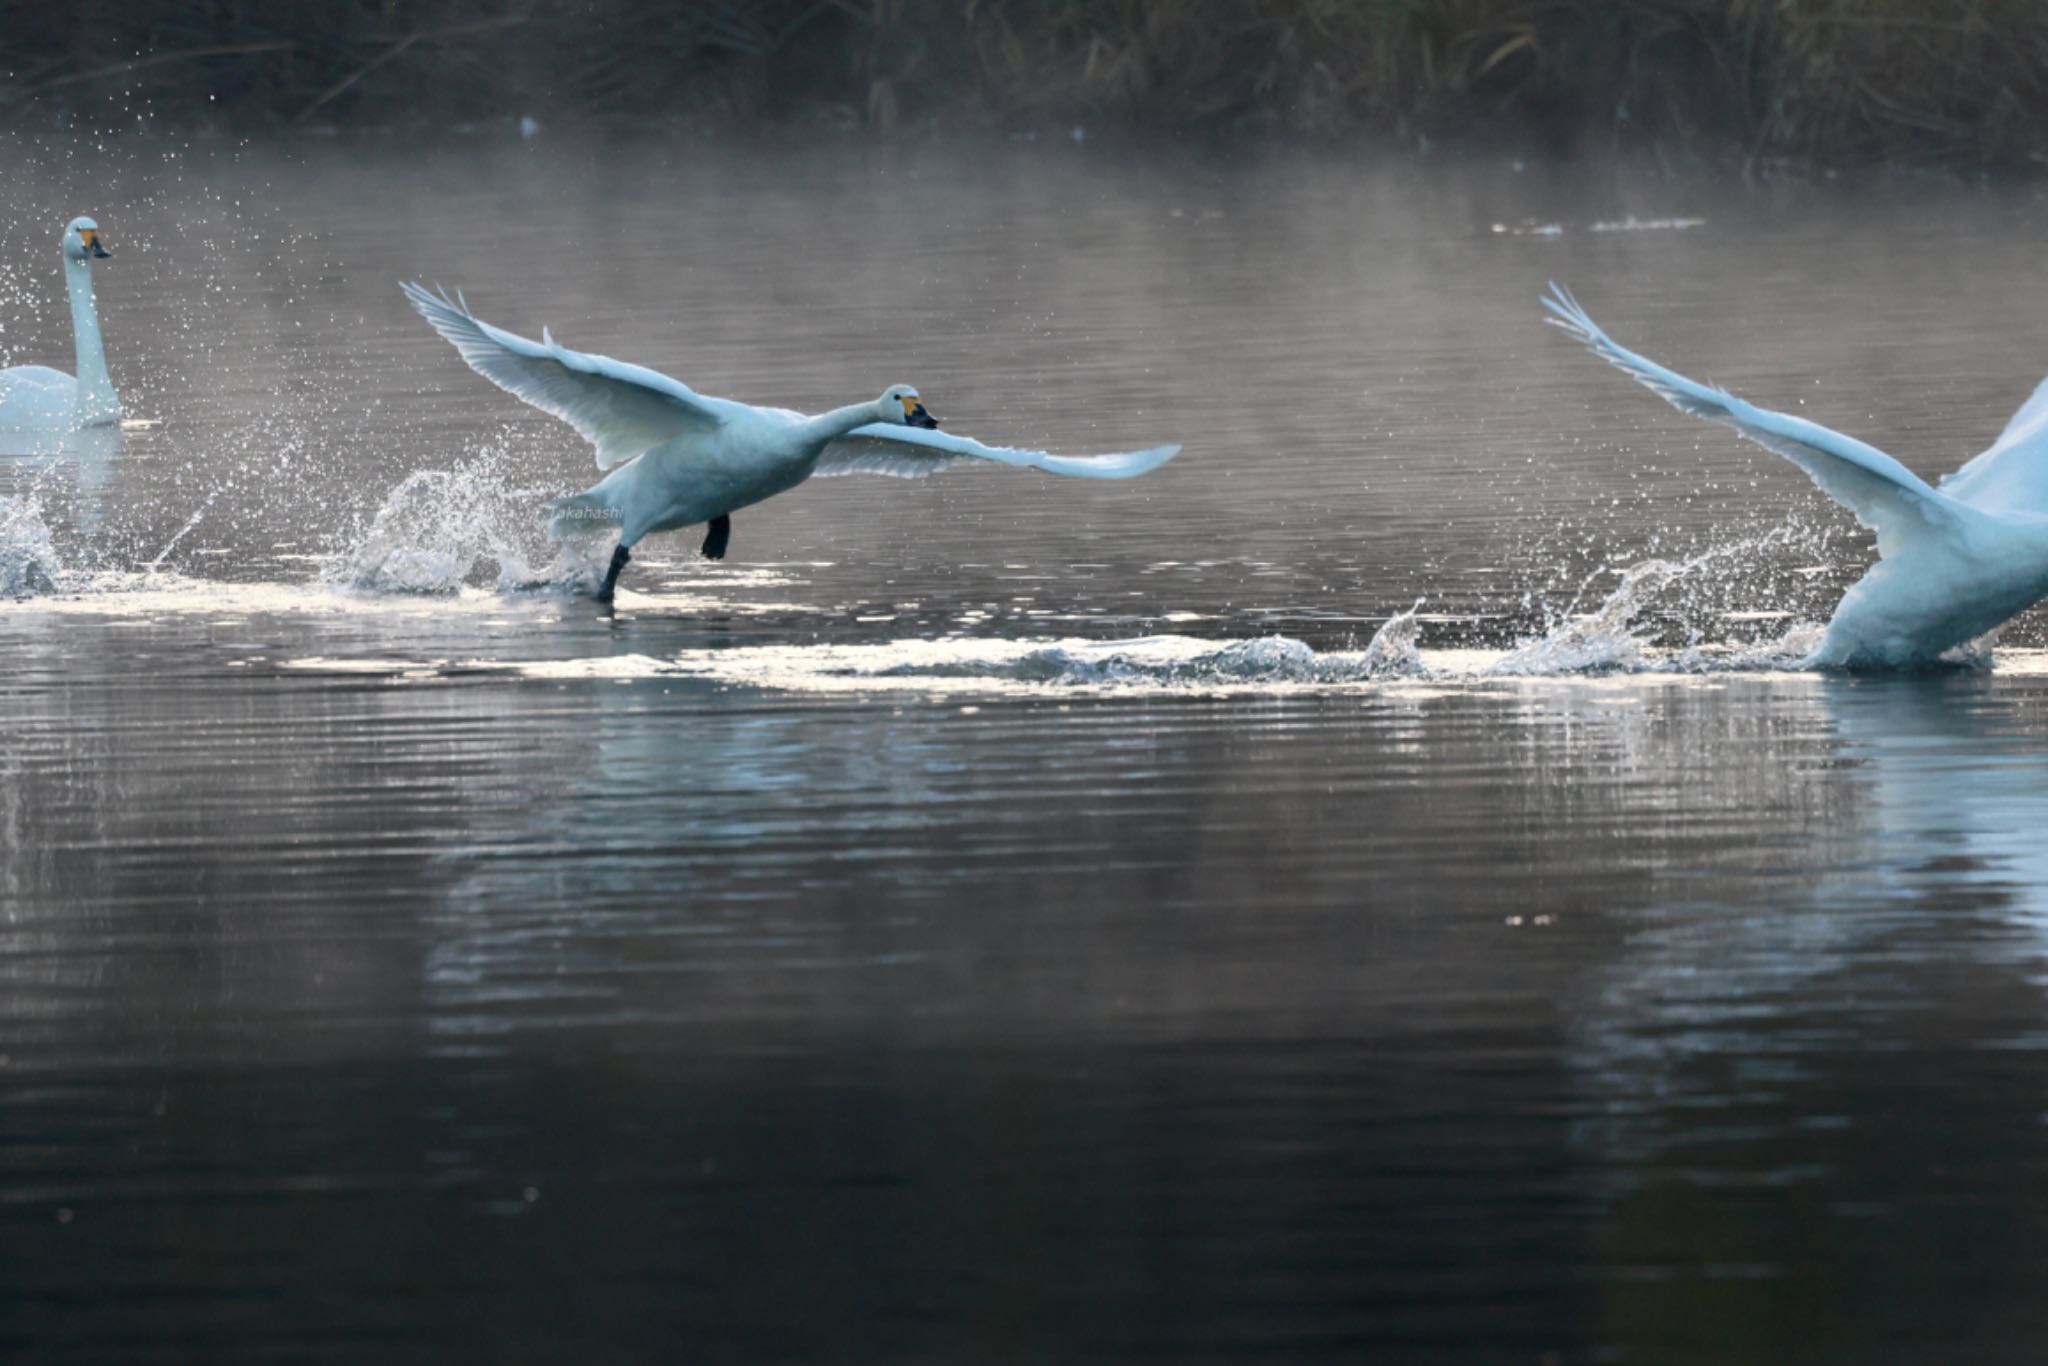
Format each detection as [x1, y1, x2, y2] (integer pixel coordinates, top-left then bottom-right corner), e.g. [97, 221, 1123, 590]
[879, 384, 939, 429]
[63, 217, 111, 263]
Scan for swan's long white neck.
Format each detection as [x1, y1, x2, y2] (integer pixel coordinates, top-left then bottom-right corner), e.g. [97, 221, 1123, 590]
[795, 402, 882, 448]
[64, 254, 120, 426]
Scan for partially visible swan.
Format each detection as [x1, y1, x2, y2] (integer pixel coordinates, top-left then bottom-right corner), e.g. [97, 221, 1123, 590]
[401, 283, 1181, 601]
[0, 218, 120, 430]
[1546, 283, 2048, 669]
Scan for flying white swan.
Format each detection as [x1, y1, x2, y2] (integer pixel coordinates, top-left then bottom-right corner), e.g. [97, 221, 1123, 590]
[401, 283, 1181, 601]
[1546, 283, 2048, 669]
[0, 217, 120, 431]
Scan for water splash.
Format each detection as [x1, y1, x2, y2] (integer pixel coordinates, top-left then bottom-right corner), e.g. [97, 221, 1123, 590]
[1673, 622, 1827, 673]
[0, 496, 62, 596]
[145, 502, 211, 575]
[1492, 530, 1839, 676]
[1941, 630, 2000, 671]
[639, 607, 1432, 696]
[327, 456, 550, 595]
[1491, 559, 1685, 675]
[875, 636, 1358, 687]
[877, 605, 1428, 688]
[1359, 599, 1427, 676]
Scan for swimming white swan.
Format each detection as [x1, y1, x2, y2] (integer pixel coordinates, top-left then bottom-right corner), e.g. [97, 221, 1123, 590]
[0, 217, 120, 431]
[401, 283, 1181, 600]
[1547, 283, 2048, 669]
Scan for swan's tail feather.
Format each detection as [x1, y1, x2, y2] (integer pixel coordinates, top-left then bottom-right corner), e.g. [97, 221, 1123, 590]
[540, 489, 621, 541]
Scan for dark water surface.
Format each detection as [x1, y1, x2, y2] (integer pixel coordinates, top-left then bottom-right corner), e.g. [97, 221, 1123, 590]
[7, 138, 2048, 1362]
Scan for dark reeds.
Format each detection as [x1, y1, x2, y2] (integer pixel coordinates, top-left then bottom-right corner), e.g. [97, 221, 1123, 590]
[6, 1, 2048, 170]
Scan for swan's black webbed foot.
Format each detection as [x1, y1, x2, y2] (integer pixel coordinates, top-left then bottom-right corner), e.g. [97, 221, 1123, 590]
[701, 515, 731, 561]
[597, 543, 632, 602]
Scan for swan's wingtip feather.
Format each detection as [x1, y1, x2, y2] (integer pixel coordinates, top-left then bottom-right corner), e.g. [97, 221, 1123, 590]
[1542, 279, 1571, 308]
[1540, 285, 1606, 351]
[1540, 281, 1596, 329]
[400, 279, 465, 331]
[1095, 443, 1181, 478]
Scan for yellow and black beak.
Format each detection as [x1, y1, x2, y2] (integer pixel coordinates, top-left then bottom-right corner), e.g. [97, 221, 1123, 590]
[901, 395, 939, 429]
[80, 229, 110, 259]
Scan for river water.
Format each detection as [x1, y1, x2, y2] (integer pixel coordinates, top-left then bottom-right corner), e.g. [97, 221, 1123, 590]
[5, 135, 2048, 1362]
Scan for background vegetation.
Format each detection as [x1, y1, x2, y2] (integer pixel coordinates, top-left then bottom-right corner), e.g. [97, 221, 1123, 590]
[8, 1, 2048, 170]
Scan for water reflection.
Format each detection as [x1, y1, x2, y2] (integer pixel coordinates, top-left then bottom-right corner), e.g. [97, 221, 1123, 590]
[1830, 676, 2048, 913]
[1560, 673, 2048, 1363]
[0, 423, 119, 538]
[16, 626, 2048, 1357]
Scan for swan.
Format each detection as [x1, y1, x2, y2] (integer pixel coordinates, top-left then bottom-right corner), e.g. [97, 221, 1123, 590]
[401, 283, 1181, 601]
[1546, 283, 2048, 669]
[0, 218, 120, 431]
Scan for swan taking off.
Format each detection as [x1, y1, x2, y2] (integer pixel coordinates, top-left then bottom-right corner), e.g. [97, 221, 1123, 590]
[1546, 283, 2048, 669]
[0, 217, 120, 430]
[400, 283, 1180, 601]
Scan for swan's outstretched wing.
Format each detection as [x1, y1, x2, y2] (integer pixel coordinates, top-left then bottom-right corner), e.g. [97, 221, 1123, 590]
[1936, 377, 2048, 515]
[1544, 283, 1966, 556]
[402, 282, 722, 470]
[814, 424, 1180, 480]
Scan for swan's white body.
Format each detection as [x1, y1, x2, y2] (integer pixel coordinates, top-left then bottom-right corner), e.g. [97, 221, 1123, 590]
[401, 283, 1179, 593]
[1546, 284, 2048, 669]
[0, 218, 119, 431]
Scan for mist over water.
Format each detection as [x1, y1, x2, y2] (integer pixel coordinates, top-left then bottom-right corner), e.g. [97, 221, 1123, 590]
[10, 136, 2048, 1361]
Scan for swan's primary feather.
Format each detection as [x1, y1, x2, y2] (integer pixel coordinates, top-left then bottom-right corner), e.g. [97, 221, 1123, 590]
[401, 282, 721, 469]
[814, 424, 1181, 480]
[1542, 282, 1966, 558]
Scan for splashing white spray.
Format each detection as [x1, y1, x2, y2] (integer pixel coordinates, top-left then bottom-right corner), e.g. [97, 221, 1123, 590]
[0, 496, 62, 596]
[327, 454, 552, 595]
[1358, 599, 1427, 676]
[1492, 530, 1837, 675]
[1491, 560, 1685, 674]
